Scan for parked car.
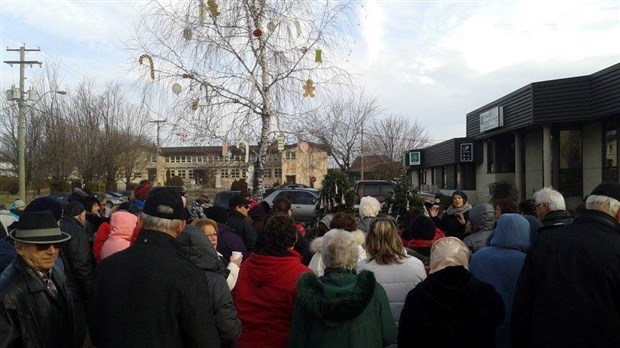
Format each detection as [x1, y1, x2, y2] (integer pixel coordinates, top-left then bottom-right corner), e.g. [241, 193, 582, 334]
[262, 188, 319, 223]
[214, 190, 242, 210]
[103, 192, 128, 209]
[353, 180, 396, 204]
[47, 192, 71, 208]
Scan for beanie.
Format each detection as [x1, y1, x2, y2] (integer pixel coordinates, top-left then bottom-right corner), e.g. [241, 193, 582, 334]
[405, 215, 437, 241]
[452, 190, 468, 202]
[205, 205, 228, 224]
[590, 181, 620, 202]
[24, 197, 63, 221]
[134, 182, 153, 201]
[64, 201, 85, 217]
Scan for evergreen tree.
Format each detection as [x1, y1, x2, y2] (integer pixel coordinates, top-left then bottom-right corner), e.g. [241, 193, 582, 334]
[315, 170, 355, 219]
[381, 171, 424, 225]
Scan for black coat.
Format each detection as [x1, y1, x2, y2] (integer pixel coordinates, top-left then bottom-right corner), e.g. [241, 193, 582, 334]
[398, 266, 504, 347]
[512, 209, 620, 348]
[90, 229, 220, 348]
[227, 210, 257, 252]
[433, 210, 470, 240]
[0, 257, 82, 348]
[59, 216, 94, 303]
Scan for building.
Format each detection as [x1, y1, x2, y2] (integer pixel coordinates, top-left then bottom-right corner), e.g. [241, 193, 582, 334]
[406, 62, 620, 210]
[142, 142, 329, 191]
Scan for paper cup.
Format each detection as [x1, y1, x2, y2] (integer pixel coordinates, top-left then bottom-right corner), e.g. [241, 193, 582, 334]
[231, 251, 243, 261]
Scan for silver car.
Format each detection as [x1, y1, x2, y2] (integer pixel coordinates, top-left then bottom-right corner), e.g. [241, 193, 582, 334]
[262, 188, 319, 223]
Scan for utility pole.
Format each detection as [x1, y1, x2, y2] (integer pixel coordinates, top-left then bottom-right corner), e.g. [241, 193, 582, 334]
[4, 46, 42, 202]
[360, 120, 365, 181]
[149, 119, 166, 186]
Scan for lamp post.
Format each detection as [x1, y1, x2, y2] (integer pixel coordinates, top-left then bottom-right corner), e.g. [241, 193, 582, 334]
[5, 88, 66, 201]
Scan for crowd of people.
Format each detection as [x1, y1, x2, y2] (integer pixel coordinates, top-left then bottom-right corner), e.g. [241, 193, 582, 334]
[0, 179, 619, 347]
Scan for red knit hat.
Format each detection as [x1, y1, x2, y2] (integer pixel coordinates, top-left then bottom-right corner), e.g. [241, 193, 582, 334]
[134, 183, 153, 201]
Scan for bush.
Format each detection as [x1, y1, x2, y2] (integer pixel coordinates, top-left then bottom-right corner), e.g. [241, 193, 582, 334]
[230, 179, 248, 192]
[167, 176, 184, 187]
[0, 177, 19, 195]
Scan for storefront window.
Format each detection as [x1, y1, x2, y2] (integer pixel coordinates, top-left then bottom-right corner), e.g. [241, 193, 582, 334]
[487, 135, 515, 173]
[558, 129, 582, 197]
[603, 122, 618, 182]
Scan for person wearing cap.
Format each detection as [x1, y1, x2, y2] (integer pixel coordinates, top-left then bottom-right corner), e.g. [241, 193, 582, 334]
[512, 182, 620, 348]
[430, 190, 472, 240]
[0, 211, 82, 347]
[90, 187, 219, 347]
[227, 195, 257, 252]
[398, 237, 504, 347]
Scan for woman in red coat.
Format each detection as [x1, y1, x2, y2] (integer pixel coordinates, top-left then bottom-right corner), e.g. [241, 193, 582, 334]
[233, 213, 311, 348]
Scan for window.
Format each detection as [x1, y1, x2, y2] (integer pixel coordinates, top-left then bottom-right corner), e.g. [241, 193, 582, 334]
[604, 122, 618, 182]
[293, 192, 316, 205]
[170, 170, 176, 176]
[285, 151, 296, 160]
[231, 169, 240, 178]
[165, 157, 170, 163]
[189, 170, 194, 179]
[557, 129, 582, 197]
[487, 136, 515, 173]
[274, 168, 282, 178]
[178, 170, 186, 179]
[221, 169, 229, 178]
[457, 164, 476, 190]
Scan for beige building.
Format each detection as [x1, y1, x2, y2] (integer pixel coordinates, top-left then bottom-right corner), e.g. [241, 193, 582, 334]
[142, 142, 328, 191]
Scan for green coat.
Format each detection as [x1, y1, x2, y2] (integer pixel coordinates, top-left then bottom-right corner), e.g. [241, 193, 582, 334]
[288, 269, 397, 348]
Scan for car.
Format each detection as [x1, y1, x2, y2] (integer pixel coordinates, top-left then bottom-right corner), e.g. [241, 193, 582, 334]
[47, 192, 71, 208]
[353, 180, 396, 204]
[262, 188, 319, 223]
[103, 192, 128, 209]
[214, 190, 242, 210]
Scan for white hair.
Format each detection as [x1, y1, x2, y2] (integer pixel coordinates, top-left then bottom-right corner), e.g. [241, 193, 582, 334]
[359, 196, 381, 218]
[321, 229, 360, 271]
[533, 187, 566, 211]
[140, 213, 183, 234]
[586, 194, 620, 217]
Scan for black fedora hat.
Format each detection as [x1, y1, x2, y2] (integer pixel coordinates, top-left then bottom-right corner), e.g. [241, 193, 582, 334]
[11, 211, 71, 244]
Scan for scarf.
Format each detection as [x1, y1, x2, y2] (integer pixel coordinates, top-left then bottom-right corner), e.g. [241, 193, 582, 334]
[446, 202, 472, 216]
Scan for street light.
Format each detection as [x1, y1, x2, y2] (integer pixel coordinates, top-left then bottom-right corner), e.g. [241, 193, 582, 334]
[5, 87, 67, 201]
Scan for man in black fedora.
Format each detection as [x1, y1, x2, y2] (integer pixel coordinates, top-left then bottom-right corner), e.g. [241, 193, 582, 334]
[0, 210, 82, 347]
[90, 187, 219, 347]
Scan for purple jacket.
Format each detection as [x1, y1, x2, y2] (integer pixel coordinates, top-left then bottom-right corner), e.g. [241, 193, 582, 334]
[216, 223, 249, 263]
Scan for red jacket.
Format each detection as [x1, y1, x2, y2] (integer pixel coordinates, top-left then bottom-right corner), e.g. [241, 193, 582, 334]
[93, 222, 111, 263]
[232, 248, 310, 348]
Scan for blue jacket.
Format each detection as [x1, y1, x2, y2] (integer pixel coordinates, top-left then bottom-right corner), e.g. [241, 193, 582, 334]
[470, 213, 530, 348]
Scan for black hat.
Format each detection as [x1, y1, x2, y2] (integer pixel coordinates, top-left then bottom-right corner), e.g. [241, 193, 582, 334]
[229, 195, 251, 209]
[590, 181, 620, 202]
[11, 211, 71, 244]
[205, 205, 227, 224]
[452, 190, 468, 202]
[143, 187, 186, 220]
[406, 215, 437, 241]
[25, 197, 63, 221]
[64, 201, 85, 217]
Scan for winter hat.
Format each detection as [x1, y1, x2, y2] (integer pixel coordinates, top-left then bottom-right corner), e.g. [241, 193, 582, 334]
[143, 187, 186, 220]
[452, 190, 468, 202]
[64, 201, 85, 217]
[590, 181, 620, 202]
[229, 195, 251, 209]
[24, 197, 63, 221]
[205, 205, 228, 224]
[134, 182, 153, 201]
[14, 200, 26, 210]
[429, 237, 471, 274]
[11, 211, 71, 244]
[405, 215, 437, 241]
[82, 196, 99, 213]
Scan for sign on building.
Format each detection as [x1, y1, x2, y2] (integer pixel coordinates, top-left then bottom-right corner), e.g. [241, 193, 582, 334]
[409, 151, 421, 166]
[479, 106, 504, 132]
[460, 143, 473, 162]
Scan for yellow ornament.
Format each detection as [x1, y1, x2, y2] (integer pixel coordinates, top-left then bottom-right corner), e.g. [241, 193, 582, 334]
[192, 99, 199, 110]
[207, 0, 220, 17]
[303, 79, 315, 98]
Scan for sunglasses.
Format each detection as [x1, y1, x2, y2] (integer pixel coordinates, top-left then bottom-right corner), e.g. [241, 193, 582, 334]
[35, 243, 63, 251]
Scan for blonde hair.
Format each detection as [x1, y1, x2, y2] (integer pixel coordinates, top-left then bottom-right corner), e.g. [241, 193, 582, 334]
[365, 218, 406, 265]
[191, 218, 218, 232]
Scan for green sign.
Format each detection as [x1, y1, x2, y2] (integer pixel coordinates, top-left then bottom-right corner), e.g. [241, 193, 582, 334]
[408, 151, 421, 165]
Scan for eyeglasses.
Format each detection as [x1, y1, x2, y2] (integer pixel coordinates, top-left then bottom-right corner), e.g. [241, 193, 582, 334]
[205, 233, 218, 238]
[35, 243, 63, 251]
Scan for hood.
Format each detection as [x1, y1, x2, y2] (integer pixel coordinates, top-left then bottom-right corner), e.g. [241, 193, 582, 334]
[296, 269, 376, 324]
[249, 204, 267, 221]
[420, 266, 473, 310]
[108, 211, 138, 238]
[310, 229, 365, 253]
[177, 225, 220, 272]
[490, 213, 530, 252]
[243, 250, 304, 287]
[468, 203, 495, 232]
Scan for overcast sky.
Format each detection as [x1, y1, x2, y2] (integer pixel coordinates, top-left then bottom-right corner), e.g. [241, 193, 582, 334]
[1, 0, 619, 146]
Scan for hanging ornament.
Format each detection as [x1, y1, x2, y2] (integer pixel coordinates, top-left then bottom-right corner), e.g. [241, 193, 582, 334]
[198, 2, 207, 24]
[180, 134, 188, 142]
[171, 83, 182, 95]
[319, 198, 325, 210]
[207, 0, 220, 17]
[335, 182, 338, 195]
[315, 49, 322, 63]
[406, 199, 410, 211]
[267, 21, 276, 32]
[332, 198, 338, 207]
[138, 54, 155, 80]
[253, 28, 263, 37]
[326, 196, 331, 210]
[183, 27, 193, 40]
[388, 204, 393, 215]
[303, 79, 315, 98]
[192, 99, 199, 111]
[294, 20, 301, 36]
[300, 46, 308, 54]
[341, 194, 345, 205]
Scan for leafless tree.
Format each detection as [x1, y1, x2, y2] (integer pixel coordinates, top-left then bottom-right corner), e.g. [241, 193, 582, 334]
[300, 92, 380, 173]
[365, 114, 430, 162]
[130, 0, 358, 197]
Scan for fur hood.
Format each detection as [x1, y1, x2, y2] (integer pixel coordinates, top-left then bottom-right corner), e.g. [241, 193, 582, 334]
[310, 229, 366, 253]
[296, 269, 376, 323]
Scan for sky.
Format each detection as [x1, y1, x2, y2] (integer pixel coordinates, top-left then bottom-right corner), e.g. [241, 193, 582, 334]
[1, 0, 619, 146]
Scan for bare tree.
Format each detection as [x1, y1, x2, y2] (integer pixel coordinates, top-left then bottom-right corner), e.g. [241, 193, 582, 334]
[300, 92, 380, 173]
[130, 0, 358, 197]
[366, 114, 430, 162]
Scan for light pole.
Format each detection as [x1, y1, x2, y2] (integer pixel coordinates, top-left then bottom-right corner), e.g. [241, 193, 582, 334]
[5, 88, 66, 201]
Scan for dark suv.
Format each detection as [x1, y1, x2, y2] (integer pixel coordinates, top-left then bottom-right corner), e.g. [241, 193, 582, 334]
[353, 180, 396, 204]
[214, 190, 241, 210]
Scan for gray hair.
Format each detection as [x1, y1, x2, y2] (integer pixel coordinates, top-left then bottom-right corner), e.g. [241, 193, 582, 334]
[586, 194, 620, 217]
[321, 229, 359, 271]
[359, 196, 381, 218]
[533, 187, 566, 211]
[140, 213, 183, 234]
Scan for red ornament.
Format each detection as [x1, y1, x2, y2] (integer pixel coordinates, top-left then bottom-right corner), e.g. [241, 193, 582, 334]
[253, 28, 262, 37]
